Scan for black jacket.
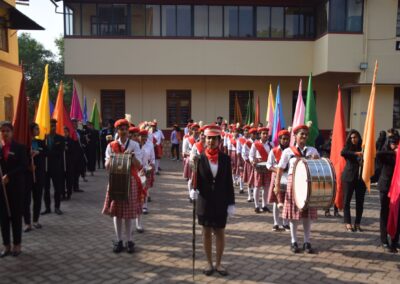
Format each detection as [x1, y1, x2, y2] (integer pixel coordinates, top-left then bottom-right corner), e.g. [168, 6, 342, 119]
[376, 150, 396, 192]
[341, 149, 364, 182]
[46, 134, 65, 171]
[196, 152, 235, 218]
[31, 138, 47, 181]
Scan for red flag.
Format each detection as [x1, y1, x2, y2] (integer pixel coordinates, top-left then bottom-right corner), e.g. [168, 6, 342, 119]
[13, 74, 31, 147]
[254, 95, 260, 126]
[330, 86, 346, 210]
[387, 148, 400, 239]
[63, 105, 77, 141]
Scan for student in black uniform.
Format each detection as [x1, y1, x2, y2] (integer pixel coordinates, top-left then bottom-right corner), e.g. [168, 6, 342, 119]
[23, 123, 46, 232]
[377, 135, 399, 252]
[42, 119, 65, 215]
[63, 126, 80, 200]
[341, 130, 366, 232]
[0, 121, 28, 257]
[85, 122, 98, 176]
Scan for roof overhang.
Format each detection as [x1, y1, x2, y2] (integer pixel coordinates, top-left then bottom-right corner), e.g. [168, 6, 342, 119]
[0, 0, 44, 30]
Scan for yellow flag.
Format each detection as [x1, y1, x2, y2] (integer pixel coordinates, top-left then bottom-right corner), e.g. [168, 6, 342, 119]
[35, 64, 50, 140]
[266, 84, 275, 128]
[362, 60, 378, 191]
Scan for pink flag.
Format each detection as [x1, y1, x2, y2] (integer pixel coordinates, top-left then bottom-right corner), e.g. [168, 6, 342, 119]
[387, 147, 400, 239]
[290, 79, 305, 145]
[70, 84, 83, 121]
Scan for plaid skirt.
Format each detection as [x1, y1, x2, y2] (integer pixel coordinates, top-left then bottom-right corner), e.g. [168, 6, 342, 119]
[230, 152, 237, 174]
[183, 157, 192, 179]
[236, 155, 244, 177]
[254, 170, 271, 189]
[243, 161, 252, 184]
[268, 172, 286, 204]
[282, 175, 318, 221]
[146, 168, 155, 188]
[102, 176, 142, 219]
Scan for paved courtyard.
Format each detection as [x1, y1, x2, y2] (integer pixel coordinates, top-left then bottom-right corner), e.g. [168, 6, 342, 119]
[0, 159, 399, 284]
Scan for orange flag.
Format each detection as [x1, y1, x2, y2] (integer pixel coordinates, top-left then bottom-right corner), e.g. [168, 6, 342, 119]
[234, 95, 243, 124]
[362, 61, 378, 192]
[330, 86, 346, 209]
[52, 81, 65, 136]
[254, 95, 260, 126]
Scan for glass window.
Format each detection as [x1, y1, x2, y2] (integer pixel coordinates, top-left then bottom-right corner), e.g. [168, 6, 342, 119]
[394, 88, 400, 128]
[271, 7, 284, 38]
[146, 5, 160, 36]
[316, 1, 328, 37]
[65, 6, 74, 36]
[177, 5, 191, 36]
[329, 0, 346, 32]
[81, 4, 96, 36]
[162, 5, 176, 36]
[346, 0, 363, 32]
[132, 4, 146, 36]
[239, 6, 254, 37]
[397, 0, 400, 36]
[256, 7, 270, 38]
[0, 21, 8, 52]
[285, 7, 314, 38]
[209, 6, 223, 37]
[224, 6, 238, 37]
[194, 6, 208, 37]
[167, 91, 191, 128]
[96, 4, 128, 36]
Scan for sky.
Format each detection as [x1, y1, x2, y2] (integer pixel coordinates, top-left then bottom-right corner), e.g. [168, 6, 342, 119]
[17, 0, 64, 56]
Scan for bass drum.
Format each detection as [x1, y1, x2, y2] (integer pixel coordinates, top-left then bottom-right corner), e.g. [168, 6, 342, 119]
[293, 158, 336, 210]
[109, 153, 132, 201]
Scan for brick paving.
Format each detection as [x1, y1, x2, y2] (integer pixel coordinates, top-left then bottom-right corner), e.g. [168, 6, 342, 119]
[0, 159, 399, 284]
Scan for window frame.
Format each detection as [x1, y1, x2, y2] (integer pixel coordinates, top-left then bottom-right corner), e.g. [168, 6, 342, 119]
[328, 0, 364, 33]
[0, 19, 8, 52]
[166, 90, 192, 128]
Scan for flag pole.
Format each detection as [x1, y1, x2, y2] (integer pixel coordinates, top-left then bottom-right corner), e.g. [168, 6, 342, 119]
[0, 162, 11, 217]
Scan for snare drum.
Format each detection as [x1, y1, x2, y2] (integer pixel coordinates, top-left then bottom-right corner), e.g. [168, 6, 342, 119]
[256, 162, 269, 173]
[293, 158, 336, 210]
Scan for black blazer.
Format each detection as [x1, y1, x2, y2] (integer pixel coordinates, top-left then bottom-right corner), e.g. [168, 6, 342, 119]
[376, 150, 396, 192]
[31, 138, 47, 180]
[341, 148, 363, 182]
[46, 134, 65, 171]
[0, 141, 28, 193]
[196, 152, 235, 218]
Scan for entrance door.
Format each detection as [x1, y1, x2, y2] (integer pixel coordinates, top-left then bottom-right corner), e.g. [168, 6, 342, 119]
[101, 90, 125, 123]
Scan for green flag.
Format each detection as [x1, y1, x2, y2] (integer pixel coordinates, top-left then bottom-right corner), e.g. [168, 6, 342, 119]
[245, 93, 254, 125]
[304, 73, 319, 146]
[90, 100, 101, 130]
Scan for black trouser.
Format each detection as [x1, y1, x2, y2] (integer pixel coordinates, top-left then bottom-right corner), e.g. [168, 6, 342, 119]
[24, 172, 44, 224]
[171, 143, 179, 159]
[343, 180, 366, 225]
[0, 186, 23, 246]
[44, 169, 64, 210]
[65, 162, 74, 197]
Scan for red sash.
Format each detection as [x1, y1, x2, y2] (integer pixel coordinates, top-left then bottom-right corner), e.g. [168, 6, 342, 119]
[188, 136, 196, 146]
[245, 140, 253, 149]
[221, 131, 225, 138]
[184, 134, 189, 139]
[152, 136, 157, 145]
[272, 147, 282, 163]
[230, 138, 237, 147]
[290, 146, 303, 157]
[254, 141, 269, 161]
[239, 137, 246, 145]
[195, 141, 204, 154]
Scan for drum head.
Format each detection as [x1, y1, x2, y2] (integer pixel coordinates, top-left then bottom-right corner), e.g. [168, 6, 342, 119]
[293, 159, 310, 210]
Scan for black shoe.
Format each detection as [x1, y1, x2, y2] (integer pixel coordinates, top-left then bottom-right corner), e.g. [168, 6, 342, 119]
[334, 211, 342, 218]
[255, 207, 261, 214]
[247, 198, 252, 203]
[303, 242, 315, 254]
[0, 250, 11, 258]
[126, 241, 135, 254]
[12, 251, 21, 257]
[66, 195, 71, 200]
[33, 223, 42, 229]
[55, 208, 63, 215]
[74, 189, 84, 193]
[142, 208, 148, 215]
[136, 227, 144, 233]
[148, 197, 152, 202]
[202, 266, 214, 276]
[272, 225, 280, 231]
[113, 240, 124, 253]
[283, 225, 290, 231]
[215, 267, 228, 276]
[389, 246, 398, 253]
[189, 198, 193, 204]
[354, 224, 363, 232]
[41, 209, 51, 215]
[262, 206, 271, 213]
[239, 190, 244, 194]
[24, 226, 32, 233]
[291, 242, 300, 253]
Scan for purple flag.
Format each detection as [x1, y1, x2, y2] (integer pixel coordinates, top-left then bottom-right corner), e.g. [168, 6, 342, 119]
[70, 84, 83, 121]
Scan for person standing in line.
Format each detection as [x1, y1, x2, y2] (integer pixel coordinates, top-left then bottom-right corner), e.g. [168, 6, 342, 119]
[150, 121, 164, 175]
[170, 124, 180, 161]
[0, 121, 28, 257]
[341, 130, 366, 232]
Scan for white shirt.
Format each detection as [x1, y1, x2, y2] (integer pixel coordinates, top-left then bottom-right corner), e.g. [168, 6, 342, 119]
[141, 141, 155, 167]
[223, 133, 230, 147]
[208, 160, 218, 178]
[266, 145, 283, 170]
[249, 140, 273, 163]
[241, 138, 253, 161]
[227, 136, 238, 151]
[105, 138, 143, 167]
[182, 136, 196, 156]
[236, 138, 243, 155]
[278, 146, 320, 175]
[152, 129, 165, 145]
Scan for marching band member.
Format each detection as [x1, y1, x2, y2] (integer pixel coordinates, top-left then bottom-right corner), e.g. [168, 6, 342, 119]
[182, 124, 199, 201]
[249, 127, 272, 213]
[275, 124, 320, 253]
[266, 129, 290, 231]
[102, 119, 143, 254]
[139, 129, 155, 217]
[150, 121, 164, 175]
[0, 121, 28, 257]
[190, 126, 206, 160]
[227, 127, 240, 188]
[341, 130, 367, 232]
[190, 124, 235, 276]
[242, 128, 257, 202]
[236, 126, 247, 194]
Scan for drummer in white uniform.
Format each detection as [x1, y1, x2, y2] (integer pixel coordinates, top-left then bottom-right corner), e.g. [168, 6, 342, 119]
[242, 128, 257, 202]
[249, 127, 273, 214]
[275, 124, 319, 254]
[266, 129, 290, 231]
[182, 123, 199, 201]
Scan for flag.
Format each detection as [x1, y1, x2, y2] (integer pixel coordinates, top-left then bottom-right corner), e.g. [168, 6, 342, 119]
[387, 147, 400, 239]
[52, 81, 65, 136]
[63, 105, 77, 141]
[35, 64, 50, 140]
[330, 86, 347, 210]
[362, 61, 378, 191]
[13, 73, 30, 147]
[272, 84, 285, 145]
[49, 101, 55, 117]
[83, 96, 88, 124]
[233, 95, 243, 124]
[254, 95, 260, 126]
[291, 79, 305, 146]
[70, 84, 83, 121]
[245, 93, 254, 125]
[90, 100, 101, 130]
[304, 73, 319, 146]
[266, 84, 275, 129]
